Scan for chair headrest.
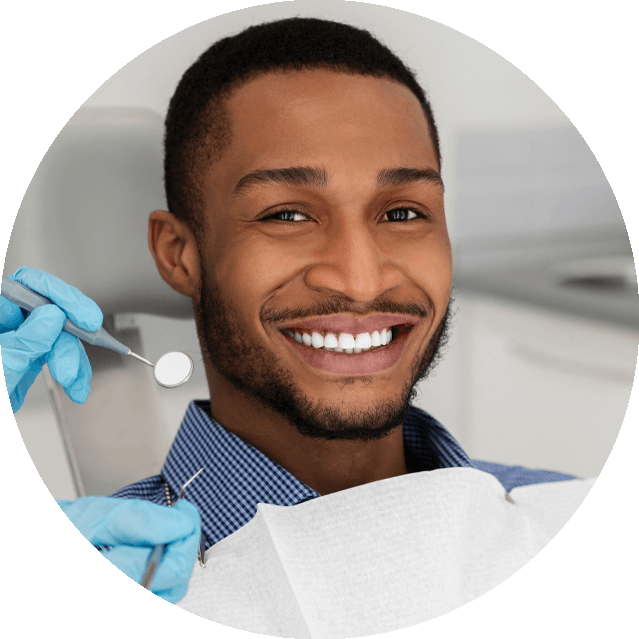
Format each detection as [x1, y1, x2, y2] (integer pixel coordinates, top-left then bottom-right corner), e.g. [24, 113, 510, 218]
[4, 107, 193, 318]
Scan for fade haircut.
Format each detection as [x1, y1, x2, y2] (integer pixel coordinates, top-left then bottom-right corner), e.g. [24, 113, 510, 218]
[164, 17, 441, 231]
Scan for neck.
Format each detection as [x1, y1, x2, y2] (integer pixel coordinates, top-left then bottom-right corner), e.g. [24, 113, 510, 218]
[245, 420, 408, 496]
[206, 369, 408, 495]
[290, 436, 408, 496]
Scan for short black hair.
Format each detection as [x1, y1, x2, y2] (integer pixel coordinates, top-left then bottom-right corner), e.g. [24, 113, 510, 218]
[164, 17, 441, 231]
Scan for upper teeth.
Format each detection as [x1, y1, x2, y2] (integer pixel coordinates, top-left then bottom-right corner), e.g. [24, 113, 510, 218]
[286, 328, 395, 352]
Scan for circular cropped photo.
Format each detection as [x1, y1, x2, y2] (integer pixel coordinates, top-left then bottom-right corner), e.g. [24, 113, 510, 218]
[3, 2, 637, 636]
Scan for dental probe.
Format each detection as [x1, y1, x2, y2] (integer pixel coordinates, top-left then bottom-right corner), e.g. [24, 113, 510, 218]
[1, 277, 194, 387]
[140, 468, 205, 590]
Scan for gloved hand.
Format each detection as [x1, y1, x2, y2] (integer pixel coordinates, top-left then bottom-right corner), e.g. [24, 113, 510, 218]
[57, 496, 202, 603]
[0, 266, 102, 412]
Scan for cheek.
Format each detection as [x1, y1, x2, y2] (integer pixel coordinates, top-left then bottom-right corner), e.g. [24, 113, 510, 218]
[212, 236, 302, 317]
[399, 233, 453, 304]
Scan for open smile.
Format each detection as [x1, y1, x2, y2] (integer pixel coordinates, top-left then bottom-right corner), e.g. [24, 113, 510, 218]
[280, 324, 414, 375]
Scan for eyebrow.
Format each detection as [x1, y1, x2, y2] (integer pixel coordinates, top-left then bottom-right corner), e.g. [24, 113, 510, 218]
[377, 167, 444, 192]
[232, 165, 444, 195]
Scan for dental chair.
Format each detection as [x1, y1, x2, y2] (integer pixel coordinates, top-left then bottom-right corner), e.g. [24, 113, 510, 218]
[4, 107, 200, 496]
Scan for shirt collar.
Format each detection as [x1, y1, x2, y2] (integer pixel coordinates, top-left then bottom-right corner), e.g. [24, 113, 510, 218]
[162, 400, 473, 548]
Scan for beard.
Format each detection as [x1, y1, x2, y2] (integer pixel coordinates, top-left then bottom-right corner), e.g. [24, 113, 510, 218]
[194, 263, 453, 442]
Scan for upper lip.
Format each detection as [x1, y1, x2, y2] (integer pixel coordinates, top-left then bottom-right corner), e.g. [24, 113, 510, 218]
[281, 313, 420, 335]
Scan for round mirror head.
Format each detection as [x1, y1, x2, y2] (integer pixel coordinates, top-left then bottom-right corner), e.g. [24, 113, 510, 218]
[154, 351, 194, 388]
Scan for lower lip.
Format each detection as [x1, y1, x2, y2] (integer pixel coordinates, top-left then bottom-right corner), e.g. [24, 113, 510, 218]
[283, 330, 411, 375]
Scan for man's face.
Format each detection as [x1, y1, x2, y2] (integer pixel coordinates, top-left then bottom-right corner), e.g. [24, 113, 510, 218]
[194, 70, 452, 440]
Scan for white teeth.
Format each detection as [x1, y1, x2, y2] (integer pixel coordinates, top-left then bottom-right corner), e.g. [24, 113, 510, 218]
[287, 327, 397, 353]
[355, 333, 372, 349]
[338, 333, 356, 350]
[323, 333, 338, 349]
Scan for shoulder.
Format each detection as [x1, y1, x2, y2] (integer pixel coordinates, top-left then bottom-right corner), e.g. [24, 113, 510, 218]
[406, 406, 578, 491]
[472, 459, 577, 492]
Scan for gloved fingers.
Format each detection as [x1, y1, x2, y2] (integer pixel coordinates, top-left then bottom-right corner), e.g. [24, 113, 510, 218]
[171, 499, 202, 530]
[0, 295, 25, 333]
[8, 356, 45, 413]
[98, 544, 154, 583]
[148, 516, 201, 592]
[141, 500, 202, 599]
[0, 305, 66, 376]
[8, 266, 103, 331]
[60, 496, 200, 548]
[101, 535, 199, 603]
[62, 342, 93, 403]
[58, 497, 201, 604]
[46, 332, 93, 403]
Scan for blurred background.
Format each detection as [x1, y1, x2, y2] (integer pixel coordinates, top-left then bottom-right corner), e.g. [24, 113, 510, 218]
[4, 1, 637, 499]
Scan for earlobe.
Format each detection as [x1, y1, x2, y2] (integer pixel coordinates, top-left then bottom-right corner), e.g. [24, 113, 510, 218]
[148, 210, 200, 297]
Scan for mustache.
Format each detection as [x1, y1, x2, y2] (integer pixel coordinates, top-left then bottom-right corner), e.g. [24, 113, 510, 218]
[261, 297, 433, 325]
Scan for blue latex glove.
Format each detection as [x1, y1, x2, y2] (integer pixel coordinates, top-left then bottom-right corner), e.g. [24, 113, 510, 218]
[0, 266, 103, 412]
[57, 496, 202, 603]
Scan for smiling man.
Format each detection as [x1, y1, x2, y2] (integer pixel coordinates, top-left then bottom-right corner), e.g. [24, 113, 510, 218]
[109, 17, 573, 533]
[148, 65, 453, 496]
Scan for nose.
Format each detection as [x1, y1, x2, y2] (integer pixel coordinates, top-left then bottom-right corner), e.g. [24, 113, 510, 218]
[304, 219, 403, 302]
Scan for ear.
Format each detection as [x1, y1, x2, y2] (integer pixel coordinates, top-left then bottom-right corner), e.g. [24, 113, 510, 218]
[148, 210, 200, 298]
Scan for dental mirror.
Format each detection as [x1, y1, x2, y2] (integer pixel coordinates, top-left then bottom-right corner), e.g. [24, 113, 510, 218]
[152, 351, 194, 388]
[126, 350, 194, 387]
[0, 278, 196, 389]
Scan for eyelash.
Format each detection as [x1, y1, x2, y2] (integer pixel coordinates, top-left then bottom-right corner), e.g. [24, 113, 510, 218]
[264, 208, 426, 223]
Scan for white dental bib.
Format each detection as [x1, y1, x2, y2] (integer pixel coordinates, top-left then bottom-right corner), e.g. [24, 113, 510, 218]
[178, 467, 594, 638]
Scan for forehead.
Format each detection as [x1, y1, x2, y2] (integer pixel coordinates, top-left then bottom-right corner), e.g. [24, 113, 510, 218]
[212, 70, 438, 189]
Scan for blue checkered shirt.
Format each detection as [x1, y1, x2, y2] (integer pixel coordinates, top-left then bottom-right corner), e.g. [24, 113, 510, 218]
[112, 400, 575, 550]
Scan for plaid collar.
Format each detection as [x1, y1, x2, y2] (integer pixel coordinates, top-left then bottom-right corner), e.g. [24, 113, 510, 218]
[161, 400, 473, 548]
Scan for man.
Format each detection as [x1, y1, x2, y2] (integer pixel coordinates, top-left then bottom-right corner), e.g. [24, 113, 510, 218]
[1, 17, 574, 607]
